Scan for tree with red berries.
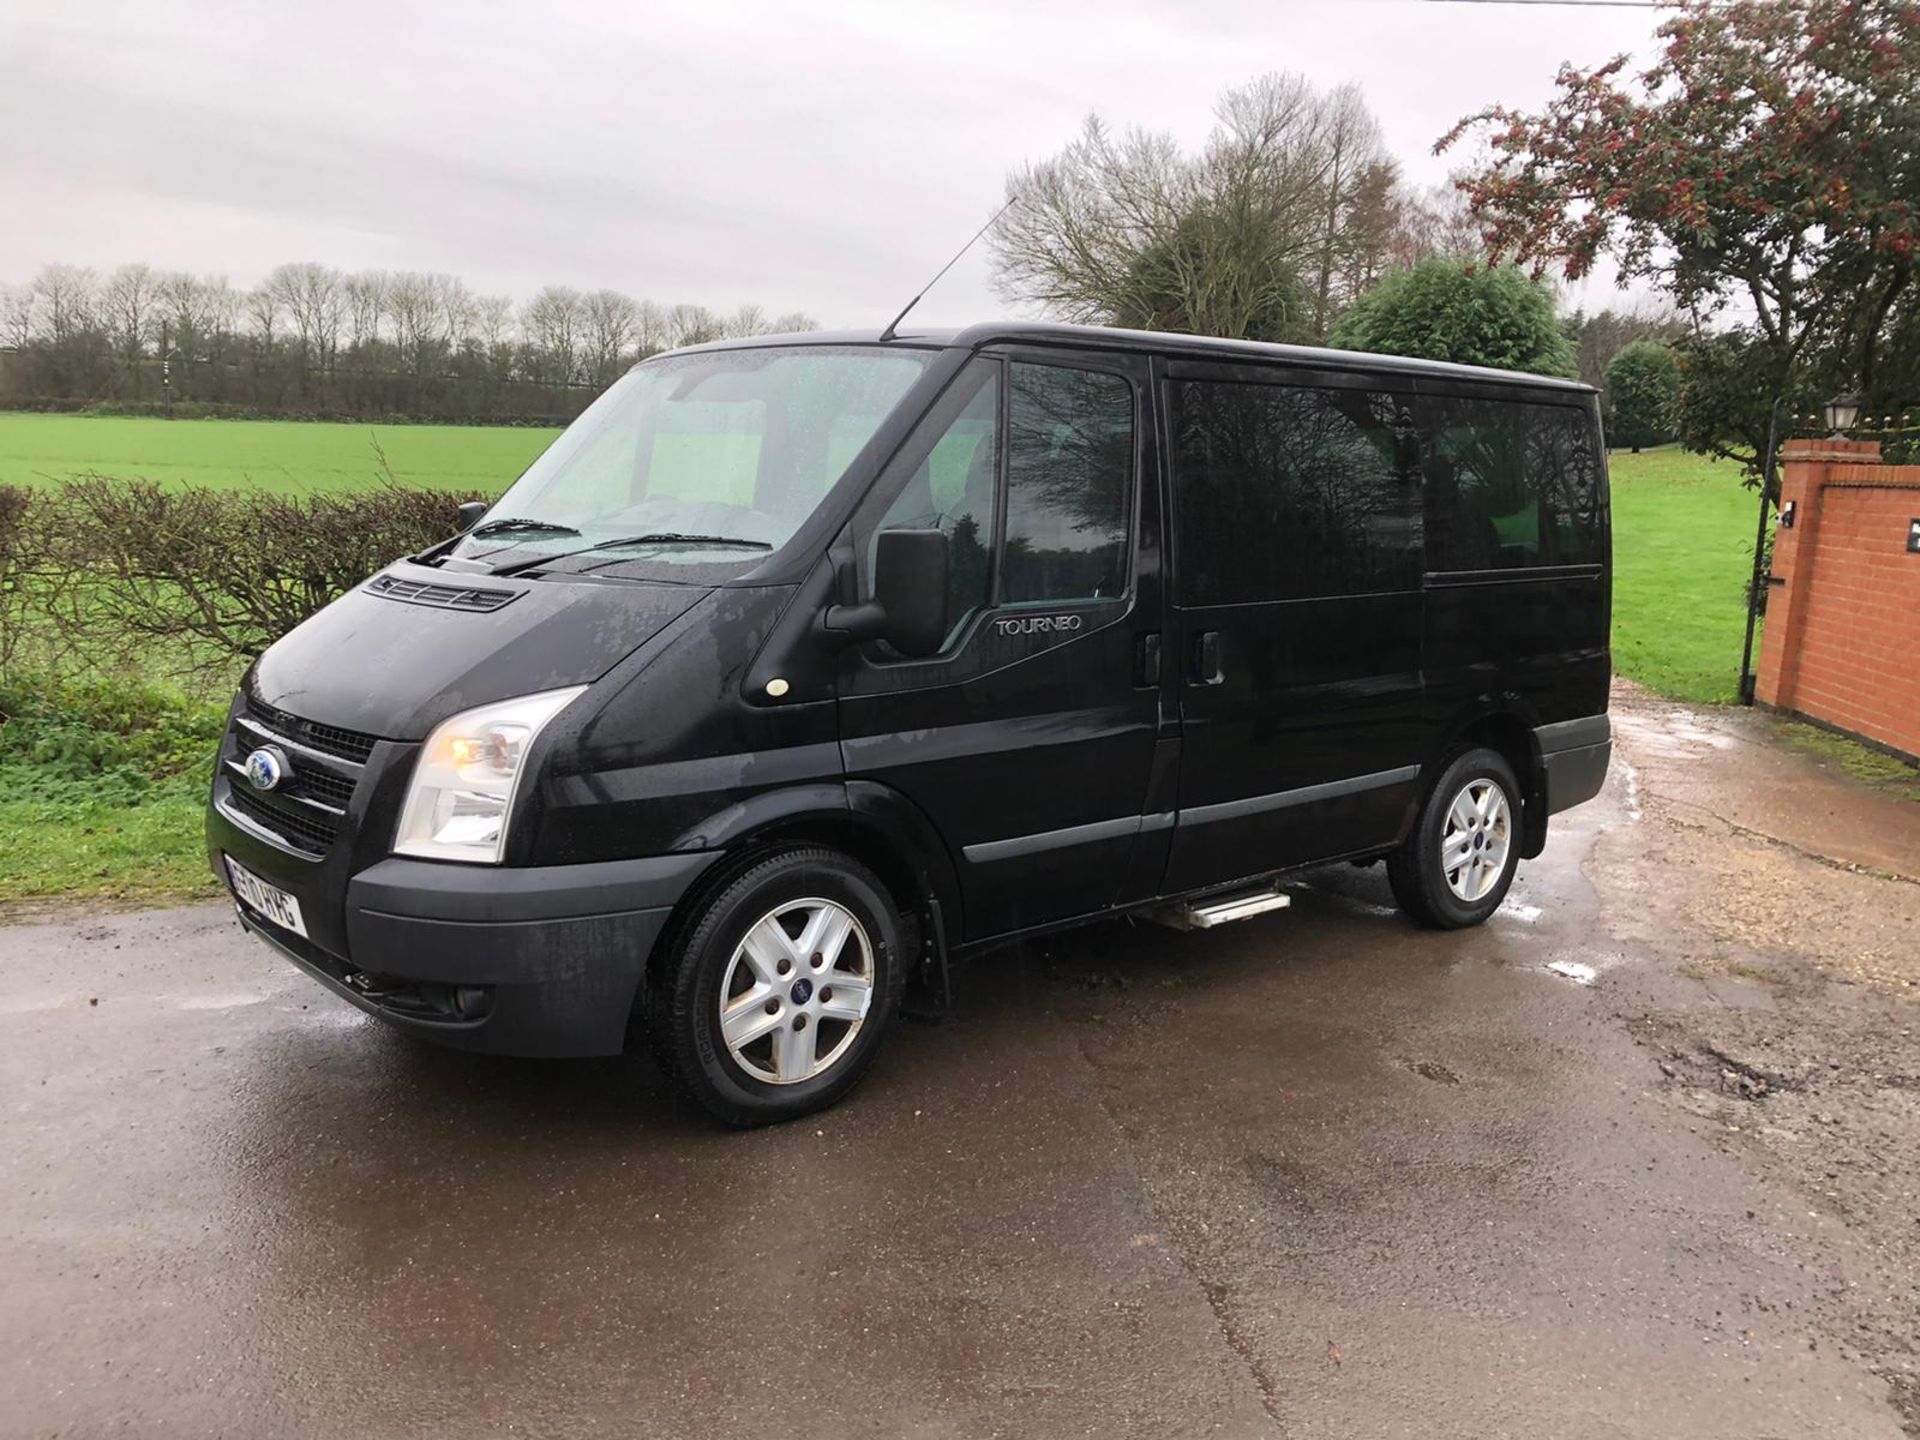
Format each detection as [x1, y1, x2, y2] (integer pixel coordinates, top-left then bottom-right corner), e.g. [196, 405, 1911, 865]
[1441, 0, 1918, 479]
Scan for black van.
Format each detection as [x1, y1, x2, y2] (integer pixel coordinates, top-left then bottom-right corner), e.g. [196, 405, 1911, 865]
[207, 322, 1611, 1124]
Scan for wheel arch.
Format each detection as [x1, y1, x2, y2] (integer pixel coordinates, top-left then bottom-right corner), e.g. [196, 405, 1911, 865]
[655, 779, 964, 977]
[1433, 703, 1548, 859]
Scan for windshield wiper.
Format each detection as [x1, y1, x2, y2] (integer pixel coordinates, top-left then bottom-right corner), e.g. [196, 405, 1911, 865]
[470, 517, 582, 538]
[582, 532, 773, 552]
[485, 531, 773, 577]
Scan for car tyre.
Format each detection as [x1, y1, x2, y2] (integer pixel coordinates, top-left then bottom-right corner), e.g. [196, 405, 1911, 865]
[1387, 747, 1522, 930]
[648, 845, 904, 1127]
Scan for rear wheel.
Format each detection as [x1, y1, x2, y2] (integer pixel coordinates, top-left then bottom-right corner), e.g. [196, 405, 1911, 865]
[649, 846, 904, 1126]
[1388, 748, 1521, 929]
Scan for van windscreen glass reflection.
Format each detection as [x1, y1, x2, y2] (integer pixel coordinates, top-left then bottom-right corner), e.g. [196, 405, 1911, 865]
[457, 346, 931, 570]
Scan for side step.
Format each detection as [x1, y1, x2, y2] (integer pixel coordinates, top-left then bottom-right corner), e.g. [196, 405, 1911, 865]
[1147, 884, 1291, 932]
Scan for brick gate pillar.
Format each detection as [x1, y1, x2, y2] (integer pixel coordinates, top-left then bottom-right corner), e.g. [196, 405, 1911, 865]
[1754, 438, 1884, 711]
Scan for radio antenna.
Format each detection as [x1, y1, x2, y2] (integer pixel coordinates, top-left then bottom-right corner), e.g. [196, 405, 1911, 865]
[878, 195, 1019, 342]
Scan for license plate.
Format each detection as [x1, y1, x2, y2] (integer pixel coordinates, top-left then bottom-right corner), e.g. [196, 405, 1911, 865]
[225, 855, 308, 938]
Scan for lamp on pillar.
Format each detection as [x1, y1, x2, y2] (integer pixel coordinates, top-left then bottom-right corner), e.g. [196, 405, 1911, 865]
[1823, 392, 1860, 438]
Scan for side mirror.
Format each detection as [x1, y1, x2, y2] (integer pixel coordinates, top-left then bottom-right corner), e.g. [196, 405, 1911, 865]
[457, 500, 489, 531]
[824, 528, 950, 659]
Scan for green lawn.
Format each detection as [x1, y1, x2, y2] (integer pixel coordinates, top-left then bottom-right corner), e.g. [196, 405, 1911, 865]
[1608, 446, 1760, 705]
[0, 412, 558, 493]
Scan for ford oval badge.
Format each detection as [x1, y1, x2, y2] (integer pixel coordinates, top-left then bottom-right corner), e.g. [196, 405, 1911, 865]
[244, 746, 289, 792]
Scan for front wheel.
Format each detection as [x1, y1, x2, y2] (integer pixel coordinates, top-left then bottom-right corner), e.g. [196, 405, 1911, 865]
[1388, 748, 1521, 929]
[648, 846, 904, 1126]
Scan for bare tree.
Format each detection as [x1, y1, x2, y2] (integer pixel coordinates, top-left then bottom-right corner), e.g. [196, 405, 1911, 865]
[244, 285, 281, 349]
[723, 303, 767, 339]
[342, 271, 387, 352]
[581, 289, 641, 385]
[768, 310, 820, 335]
[157, 272, 226, 362]
[522, 285, 585, 384]
[431, 273, 474, 350]
[472, 293, 515, 352]
[1392, 182, 1489, 267]
[993, 74, 1380, 342]
[633, 298, 670, 357]
[100, 264, 160, 377]
[665, 302, 725, 349]
[266, 262, 347, 375]
[1306, 85, 1389, 341]
[0, 285, 33, 350]
[31, 265, 99, 343]
[2, 256, 822, 415]
[385, 272, 440, 376]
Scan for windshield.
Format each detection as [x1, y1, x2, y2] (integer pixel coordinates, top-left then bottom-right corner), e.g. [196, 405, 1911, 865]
[455, 345, 931, 571]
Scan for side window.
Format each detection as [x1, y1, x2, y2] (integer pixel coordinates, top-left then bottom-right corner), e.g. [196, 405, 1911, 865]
[868, 360, 999, 653]
[1003, 364, 1134, 604]
[1170, 379, 1422, 605]
[1423, 398, 1604, 571]
[1540, 407, 1606, 566]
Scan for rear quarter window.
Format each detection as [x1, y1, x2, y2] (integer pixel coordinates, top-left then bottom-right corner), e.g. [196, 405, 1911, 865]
[1422, 397, 1604, 572]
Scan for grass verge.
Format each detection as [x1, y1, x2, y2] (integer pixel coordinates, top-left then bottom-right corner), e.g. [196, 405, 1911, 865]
[0, 675, 226, 913]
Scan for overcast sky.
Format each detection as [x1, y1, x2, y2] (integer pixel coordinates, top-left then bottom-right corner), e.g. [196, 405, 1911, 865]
[0, 0, 1666, 327]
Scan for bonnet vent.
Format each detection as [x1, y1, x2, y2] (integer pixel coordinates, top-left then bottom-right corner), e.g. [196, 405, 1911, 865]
[367, 574, 518, 613]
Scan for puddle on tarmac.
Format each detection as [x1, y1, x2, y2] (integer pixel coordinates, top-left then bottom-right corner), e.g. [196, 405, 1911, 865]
[176, 992, 270, 1011]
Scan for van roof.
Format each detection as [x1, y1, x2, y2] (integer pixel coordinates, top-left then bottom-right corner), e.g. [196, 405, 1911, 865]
[681, 320, 1597, 394]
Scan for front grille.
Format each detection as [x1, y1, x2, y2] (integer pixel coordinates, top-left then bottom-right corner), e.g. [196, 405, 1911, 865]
[244, 697, 378, 764]
[223, 697, 378, 856]
[367, 574, 517, 613]
[226, 783, 337, 855]
[296, 767, 357, 809]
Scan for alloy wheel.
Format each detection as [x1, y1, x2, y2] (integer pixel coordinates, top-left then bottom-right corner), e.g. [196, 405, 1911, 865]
[717, 898, 875, 1084]
[1441, 778, 1511, 903]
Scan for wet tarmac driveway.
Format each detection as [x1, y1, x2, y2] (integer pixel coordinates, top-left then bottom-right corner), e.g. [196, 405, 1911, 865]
[5, 698, 1918, 1438]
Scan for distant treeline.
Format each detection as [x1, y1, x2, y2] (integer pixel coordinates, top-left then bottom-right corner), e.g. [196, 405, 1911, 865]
[0, 263, 818, 424]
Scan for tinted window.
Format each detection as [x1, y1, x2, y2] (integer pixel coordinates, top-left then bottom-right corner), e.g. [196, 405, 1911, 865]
[1422, 397, 1604, 571]
[1541, 407, 1606, 566]
[1171, 379, 1423, 604]
[1003, 364, 1134, 604]
[869, 360, 999, 652]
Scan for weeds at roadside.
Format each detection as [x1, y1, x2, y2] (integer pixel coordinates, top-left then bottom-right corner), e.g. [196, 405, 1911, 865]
[1772, 720, 1920, 804]
[0, 672, 228, 909]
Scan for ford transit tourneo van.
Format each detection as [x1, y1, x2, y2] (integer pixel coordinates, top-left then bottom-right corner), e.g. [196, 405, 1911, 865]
[208, 322, 1612, 1124]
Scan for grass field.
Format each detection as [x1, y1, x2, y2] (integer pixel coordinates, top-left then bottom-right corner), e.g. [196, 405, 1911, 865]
[0, 418, 1773, 911]
[0, 412, 558, 494]
[1608, 446, 1761, 705]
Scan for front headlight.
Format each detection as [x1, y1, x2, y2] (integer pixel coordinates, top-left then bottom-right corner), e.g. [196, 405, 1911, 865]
[393, 686, 587, 864]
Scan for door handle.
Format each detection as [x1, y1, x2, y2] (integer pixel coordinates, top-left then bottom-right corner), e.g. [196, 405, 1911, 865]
[1192, 630, 1224, 685]
[1135, 633, 1162, 688]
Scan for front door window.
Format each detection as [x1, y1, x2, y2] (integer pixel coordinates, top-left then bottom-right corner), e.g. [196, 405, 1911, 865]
[864, 356, 1136, 657]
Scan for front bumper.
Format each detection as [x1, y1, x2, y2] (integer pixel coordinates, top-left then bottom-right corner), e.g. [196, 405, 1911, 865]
[211, 795, 717, 1056]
